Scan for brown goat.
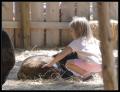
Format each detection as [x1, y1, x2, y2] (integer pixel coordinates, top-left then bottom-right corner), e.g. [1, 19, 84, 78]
[17, 55, 60, 80]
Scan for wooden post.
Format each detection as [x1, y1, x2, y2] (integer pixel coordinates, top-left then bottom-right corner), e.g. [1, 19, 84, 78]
[20, 2, 30, 49]
[97, 2, 118, 90]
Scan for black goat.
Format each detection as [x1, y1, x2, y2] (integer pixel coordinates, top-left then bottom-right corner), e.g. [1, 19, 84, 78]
[1, 30, 15, 85]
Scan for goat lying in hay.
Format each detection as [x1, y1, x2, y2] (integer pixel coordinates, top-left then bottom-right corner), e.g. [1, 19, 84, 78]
[1, 30, 15, 85]
[17, 55, 61, 80]
[17, 53, 78, 80]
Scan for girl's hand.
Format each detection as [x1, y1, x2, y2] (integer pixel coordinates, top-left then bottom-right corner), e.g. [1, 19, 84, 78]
[42, 63, 52, 68]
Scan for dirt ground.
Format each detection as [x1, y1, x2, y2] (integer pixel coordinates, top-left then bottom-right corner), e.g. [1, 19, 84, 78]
[2, 48, 118, 90]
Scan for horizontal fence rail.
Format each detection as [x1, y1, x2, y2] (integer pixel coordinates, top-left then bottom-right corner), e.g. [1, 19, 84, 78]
[2, 20, 118, 29]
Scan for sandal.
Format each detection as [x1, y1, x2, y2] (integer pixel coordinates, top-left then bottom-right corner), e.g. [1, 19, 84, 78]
[81, 73, 93, 81]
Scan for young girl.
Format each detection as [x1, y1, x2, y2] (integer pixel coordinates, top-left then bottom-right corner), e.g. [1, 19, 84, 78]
[42, 17, 102, 79]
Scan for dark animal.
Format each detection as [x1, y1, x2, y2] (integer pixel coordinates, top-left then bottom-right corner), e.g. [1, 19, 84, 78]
[1, 30, 15, 85]
[55, 52, 78, 79]
[55, 52, 93, 81]
[17, 55, 60, 80]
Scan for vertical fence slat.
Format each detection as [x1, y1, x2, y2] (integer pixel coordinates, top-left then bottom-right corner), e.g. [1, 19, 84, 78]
[2, 2, 13, 21]
[30, 2, 44, 48]
[90, 21, 99, 40]
[91, 2, 99, 40]
[20, 2, 30, 49]
[76, 2, 90, 20]
[46, 2, 60, 47]
[92, 2, 98, 20]
[2, 2, 14, 45]
[111, 21, 118, 49]
[61, 2, 75, 46]
[15, 2, 24, 48]
[109, 2, 118, 20]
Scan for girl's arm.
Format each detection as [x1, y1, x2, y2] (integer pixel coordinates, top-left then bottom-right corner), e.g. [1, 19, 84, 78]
[42, 46, 72, 68]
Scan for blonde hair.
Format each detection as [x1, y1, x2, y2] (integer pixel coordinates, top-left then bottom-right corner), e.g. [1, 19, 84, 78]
[69, 16, 93, 40]
[69, 16, 100, 45]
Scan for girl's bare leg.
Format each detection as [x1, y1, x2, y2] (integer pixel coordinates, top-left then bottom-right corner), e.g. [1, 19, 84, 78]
[65, 60, 88, 76]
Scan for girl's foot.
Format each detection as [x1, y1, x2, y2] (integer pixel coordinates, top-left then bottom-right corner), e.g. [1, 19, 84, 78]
[81, 73, 93, 81]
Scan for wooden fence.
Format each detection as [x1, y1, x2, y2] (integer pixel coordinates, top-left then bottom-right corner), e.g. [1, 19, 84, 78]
[2, 2, 118, 49]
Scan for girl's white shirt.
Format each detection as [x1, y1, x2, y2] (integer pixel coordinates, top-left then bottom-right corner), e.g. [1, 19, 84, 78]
[68, 37, 102, 64]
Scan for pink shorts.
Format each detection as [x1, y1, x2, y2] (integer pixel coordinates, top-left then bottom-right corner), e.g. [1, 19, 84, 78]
[66, 59, 102, 77]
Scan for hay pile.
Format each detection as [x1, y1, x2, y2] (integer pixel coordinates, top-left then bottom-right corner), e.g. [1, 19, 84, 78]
[2, 48, 118, 90]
